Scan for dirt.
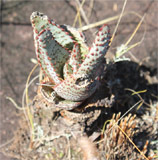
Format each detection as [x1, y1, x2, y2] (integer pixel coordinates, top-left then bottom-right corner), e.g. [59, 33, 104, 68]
[1, 0, 158, 160]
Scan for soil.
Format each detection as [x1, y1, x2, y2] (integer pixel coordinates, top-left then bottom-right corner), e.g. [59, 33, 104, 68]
[1, 0, 158, 160]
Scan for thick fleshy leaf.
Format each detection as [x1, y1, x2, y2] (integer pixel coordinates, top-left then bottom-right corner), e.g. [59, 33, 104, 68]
[75, 24, 110, 79]
[54, 75, 98, 101]
[30, 12, 75, 84]
[31, 12, 75, 49]
[62, 25, 89, 58]
[37, 29, 70, 83]
[40, 86, 82, 110]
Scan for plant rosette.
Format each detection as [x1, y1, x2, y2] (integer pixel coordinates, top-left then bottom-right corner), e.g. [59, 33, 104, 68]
[30, 11, 111, 110]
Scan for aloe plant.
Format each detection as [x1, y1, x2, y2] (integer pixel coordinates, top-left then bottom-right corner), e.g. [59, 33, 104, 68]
[30, 11, 110, 110]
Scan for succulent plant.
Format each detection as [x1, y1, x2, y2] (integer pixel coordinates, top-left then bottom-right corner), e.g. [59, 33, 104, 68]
[30, 11, 110, 110]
